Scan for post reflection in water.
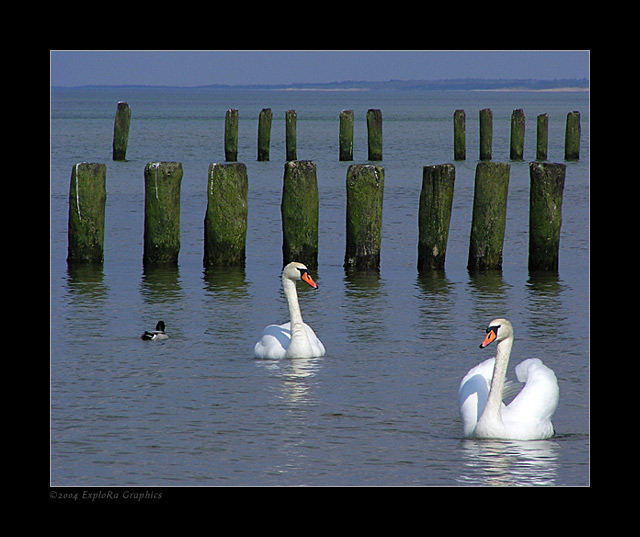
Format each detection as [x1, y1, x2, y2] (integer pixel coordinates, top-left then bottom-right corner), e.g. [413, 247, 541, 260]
[457, 438, 559, 486]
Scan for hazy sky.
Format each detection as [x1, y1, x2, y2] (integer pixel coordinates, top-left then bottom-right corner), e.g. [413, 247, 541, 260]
[50, 50, 589, 87]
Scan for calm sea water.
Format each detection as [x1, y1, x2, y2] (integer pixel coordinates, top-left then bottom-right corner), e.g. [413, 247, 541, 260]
[50, 87, 589, 486]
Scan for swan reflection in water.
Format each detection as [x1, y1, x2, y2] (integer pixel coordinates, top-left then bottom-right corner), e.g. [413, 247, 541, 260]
[458, 438, 559, 486]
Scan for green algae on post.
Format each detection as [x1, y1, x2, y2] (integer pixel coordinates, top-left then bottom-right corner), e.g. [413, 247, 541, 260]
[225, 109, 239, 162]
[479, 108, 493, 161]
[467, 162, 510, 271]
[257, 108, 272, 161]
[204, 163, 248, 267]
[281, 160, 319, 269]
[367, 109, 383, 161]
[510, 109, 525, 161]
[529, 162, 566, 272]
[285, 110, 297, 161]
[344, 164, 384, 270]
[112, 102, 131, 161]
[67, 163, 107, 265]
[564, 111, 580, 161]
[143, 162, 183, 266]
[536, 113, 549, 161]
[339, 109, 354, 161]
[418, 164, 456, 272]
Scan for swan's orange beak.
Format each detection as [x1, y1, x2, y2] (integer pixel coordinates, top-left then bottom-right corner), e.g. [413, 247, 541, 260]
[301, 270, 318, 289]
[480, 328, 497, 348]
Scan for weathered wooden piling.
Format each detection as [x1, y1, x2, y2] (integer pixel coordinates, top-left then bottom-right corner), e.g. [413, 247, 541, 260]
[257, 108, 272, 161]
[204, 163, 248, 267]
[224, 109, 239, 162]
[536, 113, 549, 161]
[467, 162, 510, 271]
[285, 110, 297, 161]
[112, 102, 131, 161]
[67, 163, 107, 265]
[339, 109, 354, 161]
[510, 109, 525, 160]
[479, 108, 493, 161]
[529, 162, 566, 272]
[281, 160, 319, 269]
[565, 111, 581, 160]
[345, 164, 384, 270]
[367, 109, 383, 161]
[418, 164, 456, 272]
[143, 162, 183, 266]
[453, 110, 466, 160]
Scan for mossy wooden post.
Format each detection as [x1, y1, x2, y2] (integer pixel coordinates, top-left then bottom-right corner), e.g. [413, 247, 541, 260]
[112, 101, 131, 161]
[467, 162, 510, 271]
[367, 109, 383, 161]
[345, 164, 384, 270]
[510, 109, 525, 160]
[224, 109, 239, 162]
[453, 109, 466, 160]
[529, 162, 566, 272]
[143, 162, 183, 266]
[281, 160, 319, 269]
[418, 164, 456, 272]
[339, 109, 354, 161]
[285, 110, 297, 161]
[204, 163, 248, 267]
[565, 111, 580, 160]
[67, 163, 106, 265]
[479, 108, 493, 161]
[536, 113, 549, 161]
[257, 108, 272, 161]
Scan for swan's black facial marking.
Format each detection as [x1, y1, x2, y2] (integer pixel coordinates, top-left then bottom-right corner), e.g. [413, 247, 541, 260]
[487, 325, 500, 335]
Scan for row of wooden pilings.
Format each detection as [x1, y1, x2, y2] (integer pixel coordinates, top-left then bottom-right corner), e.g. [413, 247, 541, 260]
[67, 159, 566, 273]
[112, 102, 581, 163]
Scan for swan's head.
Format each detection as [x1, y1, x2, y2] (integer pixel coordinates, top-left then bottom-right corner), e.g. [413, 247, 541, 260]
[282, 261, 318, 289]
[480, 318, 512, 348]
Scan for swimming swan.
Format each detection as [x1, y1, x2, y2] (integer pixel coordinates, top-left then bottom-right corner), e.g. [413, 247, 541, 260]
[254, 262, 326, 359]
[141, 320, 169, 341]
[458, 318, 559, 440]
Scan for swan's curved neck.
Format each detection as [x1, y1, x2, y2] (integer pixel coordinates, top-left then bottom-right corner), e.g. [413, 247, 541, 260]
[484, 335, 514, 419]
[283, 275, 304, 328]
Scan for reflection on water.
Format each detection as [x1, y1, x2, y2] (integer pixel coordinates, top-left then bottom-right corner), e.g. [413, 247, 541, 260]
[140, 265, 183, 304]
[525, 271, 567, 341]
[255, 356, 322, 406]
[458, 438, 559, 486]
[343, 270, 387, 344]
[467, 271, 511, 325]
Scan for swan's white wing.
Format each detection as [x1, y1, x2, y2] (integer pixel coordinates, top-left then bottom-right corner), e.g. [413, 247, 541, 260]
[254, 323, 291, 359]
[502, 358, 559, 439]
[458, 358, 494, 438]
[303, 323, 326, 357]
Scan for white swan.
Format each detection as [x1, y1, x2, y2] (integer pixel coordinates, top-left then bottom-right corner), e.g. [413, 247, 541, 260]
[254, 262, 326, 359]
[458, 318, 559, 440]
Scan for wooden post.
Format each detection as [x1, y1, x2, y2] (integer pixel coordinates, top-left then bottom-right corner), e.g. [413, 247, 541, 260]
[529, 162, 566, 272]
[453, 109, 466, 160]
[367, 109, 383, 161]
[479, 108, 493, 161]
[204, 163, 248, 267]
[510, 109, 525, 160]
[281, 160, 319, 269]
[224, 109, 239, 162]
[67, 163, 106, 265]
[143, 162, 183, 266]
[344, 164, 384, 270]
[257, 108, 272, 161]
[339, 109, 354, 161]
[417, 164, 456, 272]
[467, 162, 510, 271]
[536, 113, 549, 161]
[565, 111, 581, 160]
[112, 102, 131, 161]
[285, 110, 297, 161]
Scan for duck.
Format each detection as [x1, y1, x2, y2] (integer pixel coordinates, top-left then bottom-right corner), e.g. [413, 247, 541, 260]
[458, 318, 559, 440]
[141, 321, 169, 341]
[254, 262, 326, 359]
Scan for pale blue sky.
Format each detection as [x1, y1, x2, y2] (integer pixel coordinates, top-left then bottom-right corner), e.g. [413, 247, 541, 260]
[50, 50, 589, 87]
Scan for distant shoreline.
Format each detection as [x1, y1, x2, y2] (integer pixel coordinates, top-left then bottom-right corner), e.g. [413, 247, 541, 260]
[52, 78, 589, 93]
